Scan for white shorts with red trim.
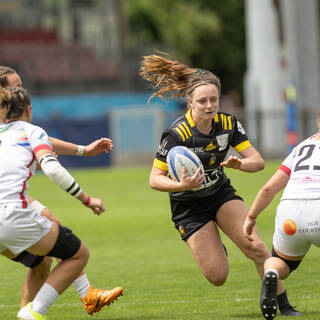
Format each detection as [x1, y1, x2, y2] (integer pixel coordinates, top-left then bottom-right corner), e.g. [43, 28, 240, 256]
[273, 199, 320, 257]
[0, 204, 52, 255]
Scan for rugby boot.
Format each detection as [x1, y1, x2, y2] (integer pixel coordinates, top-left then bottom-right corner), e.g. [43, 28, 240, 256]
[81, 285, 123, 315]
[279, 304, 303, 316]
[260, 271, 278, 320]
[17, 302, 47, 320]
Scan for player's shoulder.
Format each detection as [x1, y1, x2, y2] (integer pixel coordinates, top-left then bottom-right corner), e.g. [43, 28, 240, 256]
[165, 110, 194, 142]
[296, 133, 320, 147]
[214, 111, 238, 131]
[15, 121, 47, 138]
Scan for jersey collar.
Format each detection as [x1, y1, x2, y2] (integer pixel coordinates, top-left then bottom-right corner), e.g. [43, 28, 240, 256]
[186, 108, 195, 127]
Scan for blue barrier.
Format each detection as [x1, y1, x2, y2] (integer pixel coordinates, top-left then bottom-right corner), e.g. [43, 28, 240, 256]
[31, 92, 178, 120]
[31, 93, 180, 168]
[33, 117, 111, 168]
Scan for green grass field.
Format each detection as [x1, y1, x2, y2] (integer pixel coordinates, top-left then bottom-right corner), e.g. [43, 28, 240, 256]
[1, 160, 319, 319]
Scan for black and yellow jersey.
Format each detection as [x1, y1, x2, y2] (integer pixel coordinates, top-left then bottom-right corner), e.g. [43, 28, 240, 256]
[153, 108, 252, 200]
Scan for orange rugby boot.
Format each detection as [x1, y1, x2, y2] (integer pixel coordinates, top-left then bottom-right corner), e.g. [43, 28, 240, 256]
[81, 285, 123, 315]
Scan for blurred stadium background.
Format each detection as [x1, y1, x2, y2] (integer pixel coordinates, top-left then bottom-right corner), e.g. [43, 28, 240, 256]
[0, 0, 319, 166]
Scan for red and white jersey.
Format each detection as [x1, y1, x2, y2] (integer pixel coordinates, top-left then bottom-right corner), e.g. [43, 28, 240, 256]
[0, 120, 51, 207]
[280, 134, 320, 199]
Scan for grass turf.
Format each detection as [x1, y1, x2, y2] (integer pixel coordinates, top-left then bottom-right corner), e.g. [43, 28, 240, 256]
[1, 160, 319, 319]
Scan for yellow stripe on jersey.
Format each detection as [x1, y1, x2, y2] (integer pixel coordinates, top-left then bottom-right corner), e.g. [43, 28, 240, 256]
[219, 114, 226, 129]
[234, 140, 252, 153]
[153, 158, 168, 171]
[214, 114, 219, 122]
[227, 116, 232, 130]
[175, 127, 186, 141]
[182, 121, 192, 137]
[179, 124, 189, 139]
[186, 108, 195, 127]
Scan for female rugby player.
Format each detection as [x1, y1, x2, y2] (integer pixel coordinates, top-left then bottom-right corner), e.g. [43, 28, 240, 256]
[0, 85, 122, 319]
[243, 121, 320, 319]
[140, 52, 300, 316]
[0, 66, 121, 316]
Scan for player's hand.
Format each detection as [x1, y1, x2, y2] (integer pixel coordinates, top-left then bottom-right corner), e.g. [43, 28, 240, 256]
[85, 197, 105, 215]
[41, 207, 62, 225]
[220, 155, 242, 169]
[84, 138, 113, 156]
[179, 167, 204, 190]
[243, 216, 256, 241]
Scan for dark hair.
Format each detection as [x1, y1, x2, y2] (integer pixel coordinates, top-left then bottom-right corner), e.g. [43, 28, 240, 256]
[0, 86, 31, 120]
[0, 66, 16, 87]
[140, 51, 221, 101]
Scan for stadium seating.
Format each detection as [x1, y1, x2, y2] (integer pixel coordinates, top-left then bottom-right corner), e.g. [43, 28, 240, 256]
[0, 28, 119, 86]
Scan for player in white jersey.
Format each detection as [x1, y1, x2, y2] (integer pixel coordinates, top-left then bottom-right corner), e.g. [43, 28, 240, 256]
[0, 66, 122, 316]
[242, 132, 320, 319]
[0, 86, 122, 320]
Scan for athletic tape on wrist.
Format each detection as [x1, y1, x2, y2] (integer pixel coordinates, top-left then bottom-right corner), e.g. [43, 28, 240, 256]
[83, 196, 91, 207]
[39, 154, 82, 198]
[76, 145, 84, 156]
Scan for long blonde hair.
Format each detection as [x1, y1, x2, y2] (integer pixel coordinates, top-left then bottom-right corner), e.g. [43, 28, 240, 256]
[139, 52, 221, 102]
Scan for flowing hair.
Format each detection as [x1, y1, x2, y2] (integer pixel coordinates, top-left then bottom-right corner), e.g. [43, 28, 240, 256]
[139, 51, 221, 102]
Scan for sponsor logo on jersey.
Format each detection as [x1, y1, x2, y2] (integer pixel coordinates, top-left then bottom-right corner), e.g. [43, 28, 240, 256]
[237, 121, 246, 135]
[157, 139, 168, 156]
[209, 154, 216, 166]
[178, 225, 185, 236]
[195, 168, 221, 190]
[216, 134, 228, 151]
[190, 147, 204, 153]
[205, 141, 216, 151]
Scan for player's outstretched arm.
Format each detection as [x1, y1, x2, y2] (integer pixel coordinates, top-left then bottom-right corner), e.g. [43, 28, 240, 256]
[243, 169, 289, 241]
[49, 137, 113, 157]
[35, 149, 105, 215]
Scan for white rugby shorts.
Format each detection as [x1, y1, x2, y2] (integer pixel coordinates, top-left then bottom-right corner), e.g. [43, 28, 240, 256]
[273, 199, 320, 257]
[0, 204, 53, 255]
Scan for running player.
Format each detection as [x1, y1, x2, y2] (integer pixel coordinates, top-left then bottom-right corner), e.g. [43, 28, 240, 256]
[242, 125, 320, 319]
[0, 66, 121, 316]
[0, 85, 122, 320]
[140, 52, 300, 316]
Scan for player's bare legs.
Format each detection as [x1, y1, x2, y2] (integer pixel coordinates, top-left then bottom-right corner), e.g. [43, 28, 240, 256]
[187, 221, 229, 286]
[26, 223, 89, 293]
[216, 200, 287, 294]
[21, 257, 52, 307]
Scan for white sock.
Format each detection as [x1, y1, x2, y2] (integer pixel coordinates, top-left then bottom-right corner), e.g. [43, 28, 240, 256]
[266, 268, 279, 279]
[73, 274, 90, 298]
[31, 283, 59, 315]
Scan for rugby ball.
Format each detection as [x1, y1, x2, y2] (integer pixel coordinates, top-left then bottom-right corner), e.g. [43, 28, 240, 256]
[166, 146, 204, 181]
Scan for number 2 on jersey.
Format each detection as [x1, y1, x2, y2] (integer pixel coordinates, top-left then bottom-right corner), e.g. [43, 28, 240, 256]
[294, 144, 320, 171]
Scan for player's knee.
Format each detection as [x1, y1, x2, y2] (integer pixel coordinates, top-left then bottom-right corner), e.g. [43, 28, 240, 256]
[47, 225, 82, 260]
[32, 256, 52, 279]
[243, 240, 269, 263]
[204, 269, 228, 286]
[74, 243, 89, 268]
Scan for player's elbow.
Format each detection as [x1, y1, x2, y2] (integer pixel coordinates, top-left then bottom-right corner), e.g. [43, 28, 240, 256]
[261, 185, 275, 198]
[257, 159, 265, 171]
[41, 162, 57, 180]
[149, 176, 157, 190]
